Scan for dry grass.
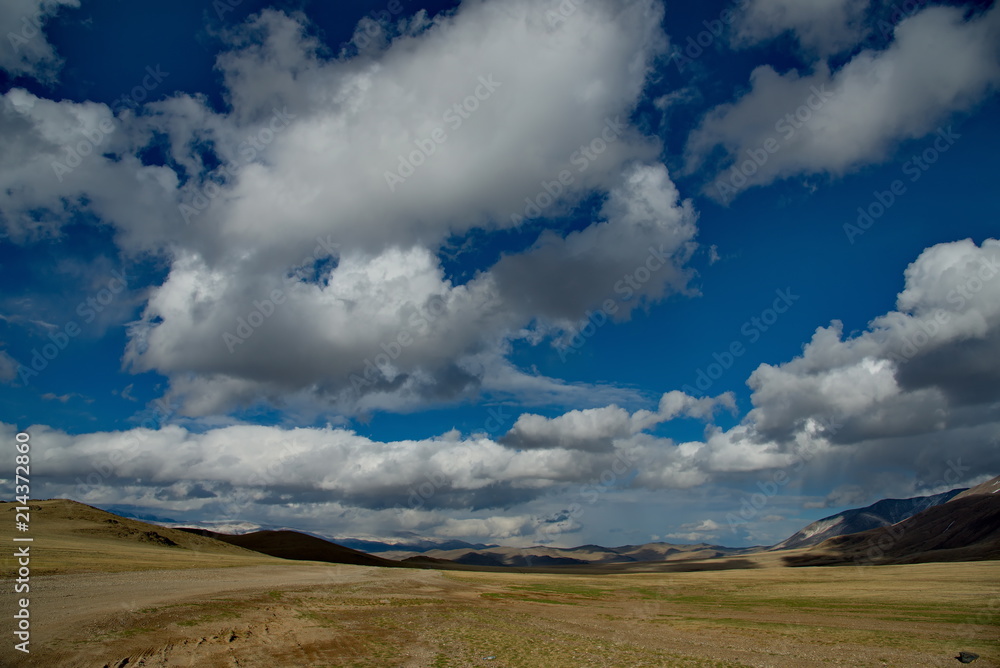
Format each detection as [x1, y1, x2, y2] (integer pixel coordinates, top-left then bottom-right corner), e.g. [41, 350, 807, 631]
[0, 499, 284, 574]
[3, 559, 997, 667]
[2, 499, 997, 666]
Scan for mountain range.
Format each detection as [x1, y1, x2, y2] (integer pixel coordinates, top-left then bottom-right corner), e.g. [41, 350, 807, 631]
[36, 473, 1000, 572]
[784, 475, 1000, 566]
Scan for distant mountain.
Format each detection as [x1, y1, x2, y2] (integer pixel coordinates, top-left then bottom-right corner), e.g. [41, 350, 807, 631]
[380, 541, 757, 566]
[334, 537, 497, 553]
[771, 489, 964, 551]
[177, 528, 405, 568]
[784, 475, 1000, 567]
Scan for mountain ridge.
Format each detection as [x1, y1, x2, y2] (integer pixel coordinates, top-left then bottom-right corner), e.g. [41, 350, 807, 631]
[770, 489, 964, 551]
[783, 477, 1000, 567]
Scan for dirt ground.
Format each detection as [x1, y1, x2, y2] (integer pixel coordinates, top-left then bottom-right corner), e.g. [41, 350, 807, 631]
[1, 560, 998, 667]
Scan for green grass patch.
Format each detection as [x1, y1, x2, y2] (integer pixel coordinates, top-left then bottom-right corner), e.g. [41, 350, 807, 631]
[480, 592, 580, 605]
[507, 583, 612, 598]
[175, 611, 240, 626]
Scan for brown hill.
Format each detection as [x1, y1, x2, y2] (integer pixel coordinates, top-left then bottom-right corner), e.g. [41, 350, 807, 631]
[784, 484, 1000, 567]
[0, 499, 283, 574]
[177, 528, 404, 568]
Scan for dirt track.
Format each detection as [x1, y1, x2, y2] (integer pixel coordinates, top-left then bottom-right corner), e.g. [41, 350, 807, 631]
[2, 561, 998, 667]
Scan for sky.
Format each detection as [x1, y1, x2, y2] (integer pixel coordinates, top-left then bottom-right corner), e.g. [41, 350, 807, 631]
[1, 0, 999, 549]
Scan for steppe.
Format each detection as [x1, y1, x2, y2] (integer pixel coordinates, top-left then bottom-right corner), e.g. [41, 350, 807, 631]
[1, 500, 997, 667]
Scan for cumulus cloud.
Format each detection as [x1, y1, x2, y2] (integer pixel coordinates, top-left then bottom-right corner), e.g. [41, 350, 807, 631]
[664, 518, 721, 542]
[687, 3, 1000, 200]
[0, 0, 78, 82]
[52, 1, 693, 417]
[501, 405, 636, 452]
[732, 0, 869, 56]
[0, 87, 180, 245]
[0, 394, 703, 541]
[501, 390, 735, 452]
[1, 1, 701, 417]
[19, 421, 597, 513]
[8, 235, 999, 539]
[0, 389, 736, 541]
[748, 238, 1000, 444]
[700, 238, 1000, 503]
[628, 238, 1000, 503]
[435, 515, 537, 539]
[490, 163, 699, 325]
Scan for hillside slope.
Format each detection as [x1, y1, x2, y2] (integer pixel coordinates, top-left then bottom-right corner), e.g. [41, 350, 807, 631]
[771, 489, 963, 551]
[784, 476, 1000, 566]
[0, 499, 282, 574]
[178, 528, 404, 568]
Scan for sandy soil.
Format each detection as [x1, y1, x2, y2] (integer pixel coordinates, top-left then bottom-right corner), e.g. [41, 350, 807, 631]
[1, 560, 997, 667]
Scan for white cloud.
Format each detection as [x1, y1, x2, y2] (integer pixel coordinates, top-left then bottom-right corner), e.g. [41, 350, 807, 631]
[732, 0, 869, 56]
[502, 405, 636, 453]
[0, 87, 180, 245]
[0, 350, 18, 382]
[76, 2, 694, 417]
[681, 518, 721, 531]
[0, 0, 78, 82]
[435, 515, 537, 539]
[748, 238, 1000, 444]
[628, 238, 1000, 503]
[687, 3, 1000, 200]
[7, 235, 999, 541]
[502, 390, 735, 452]
[490, 163, 699, 325]
[1, 2, 702, 418]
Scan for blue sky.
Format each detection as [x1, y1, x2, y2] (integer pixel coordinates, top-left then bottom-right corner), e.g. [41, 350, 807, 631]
[1, 0, 999, 547]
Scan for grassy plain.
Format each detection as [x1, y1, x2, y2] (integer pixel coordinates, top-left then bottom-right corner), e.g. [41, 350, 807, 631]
[1, 560, 996, 667]
[1, 500, 997, 666]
